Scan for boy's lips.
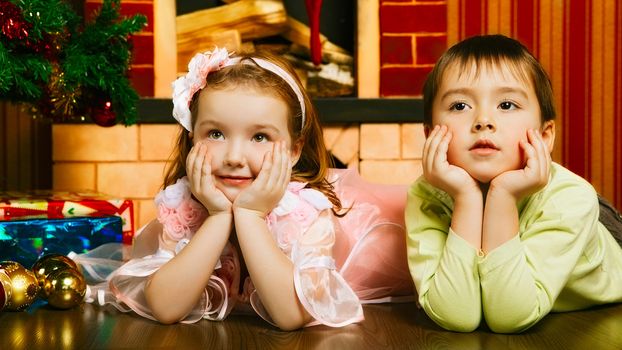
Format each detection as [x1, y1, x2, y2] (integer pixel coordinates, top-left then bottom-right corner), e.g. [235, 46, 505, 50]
[469, 139, 499, 155]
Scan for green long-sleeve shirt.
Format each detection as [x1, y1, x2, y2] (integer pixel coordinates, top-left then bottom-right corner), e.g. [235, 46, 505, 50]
[405, 162, 622, 333]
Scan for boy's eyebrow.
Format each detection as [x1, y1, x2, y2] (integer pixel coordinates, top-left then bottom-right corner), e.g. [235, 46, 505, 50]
[439, 88, 473, 100]
[494, 86, 529, 99]
[440, 86, 529, 100]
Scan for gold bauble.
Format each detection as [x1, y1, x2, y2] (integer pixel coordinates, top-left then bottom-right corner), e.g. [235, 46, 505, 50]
[32, 254, 79, 294]
[43, 268, 86, 309]
[0, 261, 39, 311]
[0, 270, 11, 310]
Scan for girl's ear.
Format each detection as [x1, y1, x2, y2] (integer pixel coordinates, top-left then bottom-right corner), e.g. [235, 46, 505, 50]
[290, 138, 304, 167]
[188, 131, 194, 141]
[541, 120, 556, 153]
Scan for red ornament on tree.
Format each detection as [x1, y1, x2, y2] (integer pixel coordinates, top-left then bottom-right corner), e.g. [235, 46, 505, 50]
[86, 94, 117, 127]
[0, 0, 31, 41]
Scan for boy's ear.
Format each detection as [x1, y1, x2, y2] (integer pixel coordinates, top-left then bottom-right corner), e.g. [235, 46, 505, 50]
[290, 138, 304, 167]
[541, 120, 556, 153]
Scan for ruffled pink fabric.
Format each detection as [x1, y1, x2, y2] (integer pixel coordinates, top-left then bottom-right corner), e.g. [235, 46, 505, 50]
[80, 169, 414, 326]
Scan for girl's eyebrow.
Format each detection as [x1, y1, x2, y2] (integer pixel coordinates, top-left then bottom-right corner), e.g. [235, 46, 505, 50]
[252, 124, 282, 134]
[196, 119, 221, 127]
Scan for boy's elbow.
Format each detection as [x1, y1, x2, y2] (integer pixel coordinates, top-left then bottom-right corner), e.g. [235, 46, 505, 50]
[426, 304, 481, 332]
[486, 317, 534, 334]
[437, 315, 480, 333]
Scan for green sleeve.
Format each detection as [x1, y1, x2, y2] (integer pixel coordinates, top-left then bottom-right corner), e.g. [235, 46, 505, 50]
[405, 180, 482, 332]
[479, 177, 598, 333]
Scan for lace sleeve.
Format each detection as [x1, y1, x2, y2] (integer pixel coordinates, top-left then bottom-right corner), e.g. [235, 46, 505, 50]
[291, 209, 364, 327]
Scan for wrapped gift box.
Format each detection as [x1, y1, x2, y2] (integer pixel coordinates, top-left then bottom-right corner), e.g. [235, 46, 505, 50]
[0, 191, 134, 245]
[0, 216, 122, 267]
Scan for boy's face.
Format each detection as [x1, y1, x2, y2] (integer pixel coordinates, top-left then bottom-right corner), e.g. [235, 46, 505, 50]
[430, 61, 553, 183]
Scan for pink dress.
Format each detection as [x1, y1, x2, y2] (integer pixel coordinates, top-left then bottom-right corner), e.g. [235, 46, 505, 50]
[77, 169, 414, 327]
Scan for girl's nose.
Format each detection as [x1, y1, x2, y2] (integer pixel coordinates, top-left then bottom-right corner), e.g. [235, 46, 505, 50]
[223, 142, 245, 167]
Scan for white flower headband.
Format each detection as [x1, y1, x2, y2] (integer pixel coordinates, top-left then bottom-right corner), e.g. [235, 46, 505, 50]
[172, 47, 306, 132]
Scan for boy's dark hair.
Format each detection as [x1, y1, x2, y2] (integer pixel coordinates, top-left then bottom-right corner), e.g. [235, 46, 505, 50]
[422, 34, 556, 126]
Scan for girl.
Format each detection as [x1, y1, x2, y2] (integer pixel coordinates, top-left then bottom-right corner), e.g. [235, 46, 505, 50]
[405, 35, 622, 333]
[84, 49, 413, 330]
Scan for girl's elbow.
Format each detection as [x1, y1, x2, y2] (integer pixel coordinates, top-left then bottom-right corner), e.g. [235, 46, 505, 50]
[272, 313, 306, 331]
[274, 320, 304, 331]
[152, 310, 182, 325]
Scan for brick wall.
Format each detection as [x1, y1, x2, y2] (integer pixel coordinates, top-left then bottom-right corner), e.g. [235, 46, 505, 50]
[379, 0, 447, 96]
[84, 0, 155, 96]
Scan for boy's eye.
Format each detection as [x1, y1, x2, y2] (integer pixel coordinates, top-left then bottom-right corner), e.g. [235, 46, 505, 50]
[449, 102, 469, 111]
[252, 133, 269, 143]
[499, 101, 517, 110]
[207, 130, 224, 139]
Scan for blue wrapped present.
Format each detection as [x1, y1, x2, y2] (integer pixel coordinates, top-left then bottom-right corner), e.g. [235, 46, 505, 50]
[0, 216, 122, 267]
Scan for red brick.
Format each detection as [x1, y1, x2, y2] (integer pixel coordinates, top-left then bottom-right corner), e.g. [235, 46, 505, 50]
[416, 35, 446, 65]
[85, 1, 153, 33]
[130, 34, 154, 65]
[381, 36, 413, 65]
[380, 67, 431, 97]
[128, 66, 154, 96]
[380, 4, 447, 34]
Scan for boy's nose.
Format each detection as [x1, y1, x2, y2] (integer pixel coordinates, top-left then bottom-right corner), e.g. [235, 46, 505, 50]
[472, 115, 496, 132]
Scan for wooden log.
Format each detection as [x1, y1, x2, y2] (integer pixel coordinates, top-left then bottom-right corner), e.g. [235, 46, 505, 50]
[176, 1, 287, 57]
[177, 29, 242, 73]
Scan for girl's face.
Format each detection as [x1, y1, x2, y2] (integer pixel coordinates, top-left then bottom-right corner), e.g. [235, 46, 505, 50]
[431, 60, 554, 183]
[192, 87, 302, 202]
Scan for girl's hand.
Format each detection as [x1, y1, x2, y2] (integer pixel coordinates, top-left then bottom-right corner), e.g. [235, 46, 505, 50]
[233, 141, 291, 218]
[423, 125, 480, 199]
[186, 142, 232, 215]
[490, 129, 551, 201]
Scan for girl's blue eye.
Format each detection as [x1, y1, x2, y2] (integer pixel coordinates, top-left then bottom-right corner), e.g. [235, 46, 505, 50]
[499, 101, 517, 110]
[450, 102, 468, 111]
[253, 134, 268, 142]
[207, 130, 224, 139]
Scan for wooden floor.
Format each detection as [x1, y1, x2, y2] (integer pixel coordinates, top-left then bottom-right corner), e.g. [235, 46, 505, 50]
[1, 301, 621, 349]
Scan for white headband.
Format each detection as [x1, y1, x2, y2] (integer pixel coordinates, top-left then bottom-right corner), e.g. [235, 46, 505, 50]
[172, 48, 306, 132]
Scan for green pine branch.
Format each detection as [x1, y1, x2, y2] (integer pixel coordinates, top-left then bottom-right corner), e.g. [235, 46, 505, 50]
[1, 0, 147, 126]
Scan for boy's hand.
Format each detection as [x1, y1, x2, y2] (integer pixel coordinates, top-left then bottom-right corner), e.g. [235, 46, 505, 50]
[233, 141, 291, 218]
[186, 142, 232, 215]
[491, 129, 551, 201]
[423, 125, 480, 199]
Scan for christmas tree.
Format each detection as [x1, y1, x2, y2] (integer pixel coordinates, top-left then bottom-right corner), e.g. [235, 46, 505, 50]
[0, 0, 146, 126]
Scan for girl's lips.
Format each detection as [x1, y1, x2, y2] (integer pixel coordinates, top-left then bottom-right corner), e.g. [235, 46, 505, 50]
[218, 176, 253, 186]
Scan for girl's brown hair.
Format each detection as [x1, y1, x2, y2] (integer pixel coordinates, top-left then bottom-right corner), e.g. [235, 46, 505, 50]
[163, 51, 343, 212]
